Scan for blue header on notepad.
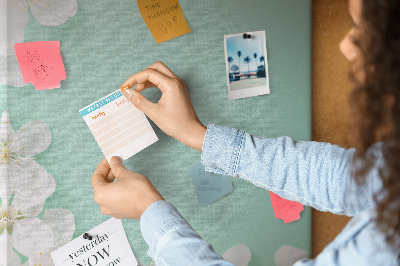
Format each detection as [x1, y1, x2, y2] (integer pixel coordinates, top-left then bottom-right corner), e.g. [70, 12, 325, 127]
[80, 91, 123, 116]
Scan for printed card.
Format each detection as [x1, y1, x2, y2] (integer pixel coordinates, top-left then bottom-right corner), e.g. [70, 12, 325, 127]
[79, 90, 158, 162]
[51, 218, 138, 266]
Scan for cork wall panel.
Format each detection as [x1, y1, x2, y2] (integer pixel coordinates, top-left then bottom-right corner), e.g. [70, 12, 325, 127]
[312, 0, 353, 257]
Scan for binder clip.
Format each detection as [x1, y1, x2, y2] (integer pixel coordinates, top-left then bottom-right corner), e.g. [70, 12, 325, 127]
[243, 33, 252, 39]
[83, 233, 95, 240]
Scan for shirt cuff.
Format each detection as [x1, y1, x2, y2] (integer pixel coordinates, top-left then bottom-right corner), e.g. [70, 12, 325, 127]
[140, 200, 192, 260]
[201, 123, 245, 176]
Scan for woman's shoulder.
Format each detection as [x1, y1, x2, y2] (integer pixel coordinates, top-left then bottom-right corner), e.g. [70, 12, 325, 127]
[324, 209, 399, 265]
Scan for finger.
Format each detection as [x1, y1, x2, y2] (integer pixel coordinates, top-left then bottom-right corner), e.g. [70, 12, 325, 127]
[100, 206, 111, 216]
[91, 158, 111, 189]
[121, 69, 173, 94]
[109, 156, 131, 179]
[136, 81, 156, 92]
[147, 61, 178, 79]
[105, 169, 116, 183]
[134, 61, 178, 91]
[122, 89, 158, 116]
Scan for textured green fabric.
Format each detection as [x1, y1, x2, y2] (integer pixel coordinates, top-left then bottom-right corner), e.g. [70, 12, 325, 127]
[1, 0, 311, 264]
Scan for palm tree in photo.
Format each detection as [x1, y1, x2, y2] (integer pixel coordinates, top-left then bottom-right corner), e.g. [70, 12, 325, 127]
[227, 56, 234, 73]
[244, 56, 251, 78]
[237, 51, 242, 78]
[260, 55, 266, 73]
[253, 53, 258, 74]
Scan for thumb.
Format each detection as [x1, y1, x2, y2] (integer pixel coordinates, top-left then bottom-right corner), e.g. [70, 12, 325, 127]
[122, 89, 155, 115]
[109, 156, 129, 178]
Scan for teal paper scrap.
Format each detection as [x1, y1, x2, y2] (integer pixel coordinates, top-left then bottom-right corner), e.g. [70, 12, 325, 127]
[190, 161, 233, 207]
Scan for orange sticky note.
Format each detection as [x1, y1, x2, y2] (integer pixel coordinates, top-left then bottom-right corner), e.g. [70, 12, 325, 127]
[14, 41, 67, 90]
[269, 191, 304, 224]
[137, 0, 191, 44]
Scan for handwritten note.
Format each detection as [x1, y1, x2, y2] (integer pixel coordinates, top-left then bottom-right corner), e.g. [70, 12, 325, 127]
[14, 41, 67, 90]
[79, 90, 158, 162]
[137, 0, 191, 44]
[269, 192, 304, 224]
[51, 218, 138, 266]
[190, 161, 233, 208]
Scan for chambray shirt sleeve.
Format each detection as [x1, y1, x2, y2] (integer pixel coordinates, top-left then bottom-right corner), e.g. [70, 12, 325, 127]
[140, 200, 234, 266]
[201, 124, 383, 216]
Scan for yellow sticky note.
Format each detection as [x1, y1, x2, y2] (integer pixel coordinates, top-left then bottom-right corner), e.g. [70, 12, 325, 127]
[137, 0, 191, 44]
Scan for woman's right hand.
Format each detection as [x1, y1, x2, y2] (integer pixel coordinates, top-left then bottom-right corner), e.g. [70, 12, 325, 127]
[120, 61, 207, 151]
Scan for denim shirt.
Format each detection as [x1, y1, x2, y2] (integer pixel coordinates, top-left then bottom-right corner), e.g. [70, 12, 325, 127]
[140, 124, 399, 265]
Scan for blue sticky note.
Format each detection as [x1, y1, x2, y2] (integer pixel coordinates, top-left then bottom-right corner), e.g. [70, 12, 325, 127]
[190, 161, 234, 208]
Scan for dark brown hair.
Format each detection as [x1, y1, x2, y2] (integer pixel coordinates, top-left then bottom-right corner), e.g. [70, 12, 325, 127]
[350, 0, 400, 254]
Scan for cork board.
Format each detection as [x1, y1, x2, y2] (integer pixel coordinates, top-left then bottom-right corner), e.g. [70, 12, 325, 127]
[312, 0, 353, 257]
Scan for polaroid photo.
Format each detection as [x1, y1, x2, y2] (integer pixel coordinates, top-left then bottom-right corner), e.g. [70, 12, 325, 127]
[224, 30, 270, 100]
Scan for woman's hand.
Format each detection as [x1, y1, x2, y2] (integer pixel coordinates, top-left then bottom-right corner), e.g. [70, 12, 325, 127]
[120, 61, 206, 152]
[91, 157, 164, 219]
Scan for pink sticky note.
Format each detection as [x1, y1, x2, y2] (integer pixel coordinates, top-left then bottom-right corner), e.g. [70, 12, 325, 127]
[14, 41, 67, 90]
[269, 191, 304, 223]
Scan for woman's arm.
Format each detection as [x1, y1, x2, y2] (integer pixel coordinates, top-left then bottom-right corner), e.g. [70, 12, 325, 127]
[202, 124, 382, 216]
[91, 158, 233, 266]
[119, 62, 382, 217]
[140, 201, 234, 265]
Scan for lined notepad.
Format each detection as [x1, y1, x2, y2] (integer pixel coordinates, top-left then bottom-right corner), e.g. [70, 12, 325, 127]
[79, 90, 158, 161]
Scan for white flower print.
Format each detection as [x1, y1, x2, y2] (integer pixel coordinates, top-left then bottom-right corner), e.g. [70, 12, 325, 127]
[12, 209, 75, 266]
[0, 110, 75, 265]
[0, 111, 52, 202]
[0, 170, 56, 266]
[0, 170, 56, 234]
[0, 232, 20, 266]
[0, 0, 77, 87]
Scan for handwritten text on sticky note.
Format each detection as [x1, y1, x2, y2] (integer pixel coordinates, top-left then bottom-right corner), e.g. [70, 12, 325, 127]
[190, 161, 233, 208]
[269, 191, 304, 224]
[14, 41, 67, 90]
[51, 218, 138, 266]
[137, 0, 191, 44]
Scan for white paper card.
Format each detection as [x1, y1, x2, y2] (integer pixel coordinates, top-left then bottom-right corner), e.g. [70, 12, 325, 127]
[79, 89, 158, 162]
[51, 218, 138, 266]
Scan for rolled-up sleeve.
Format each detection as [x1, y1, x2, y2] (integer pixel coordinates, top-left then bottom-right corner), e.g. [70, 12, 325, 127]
[201, 124, 382, 216]
[140, 200, 234, 265]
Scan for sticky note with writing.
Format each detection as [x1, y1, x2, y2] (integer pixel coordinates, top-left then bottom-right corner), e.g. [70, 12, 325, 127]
[51, 218, 138, 266]
[79, 90, 158, 162]
[269, 191, 304, 224]
[137, 0, 191, 44]
[14, 41, 67, 90]
[190, 161, 233, 208]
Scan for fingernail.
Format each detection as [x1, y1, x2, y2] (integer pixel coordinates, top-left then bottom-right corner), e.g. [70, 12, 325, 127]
[110, 156, 122, 165]
[120, 85, 130, 92]
[124, 89, 133, 100]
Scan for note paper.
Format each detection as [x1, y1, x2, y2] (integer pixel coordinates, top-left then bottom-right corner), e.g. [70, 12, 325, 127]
[190, 161, 233, 208]
[14, 41, 67, 90]
[137, 0, 191, 44]
[269, 192, 304, 223]
[79, 90, 158, 162]
[51, 218, 138, 266]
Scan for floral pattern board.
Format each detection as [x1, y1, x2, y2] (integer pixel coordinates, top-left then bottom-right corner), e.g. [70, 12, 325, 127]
[0, 0, 312, 265]
[0, 111, 75, 266]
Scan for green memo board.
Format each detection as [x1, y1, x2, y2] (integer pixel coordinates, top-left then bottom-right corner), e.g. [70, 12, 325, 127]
[0, 0, 311, 265]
